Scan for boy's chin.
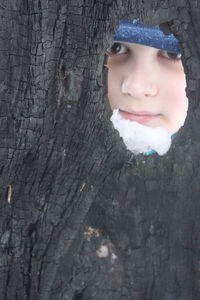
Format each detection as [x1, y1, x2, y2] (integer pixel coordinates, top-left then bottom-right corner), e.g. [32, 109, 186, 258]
[110, 109, 172, 156]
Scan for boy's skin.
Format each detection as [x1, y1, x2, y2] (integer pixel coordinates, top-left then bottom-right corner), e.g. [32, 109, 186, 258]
[106, 42, 188, 134]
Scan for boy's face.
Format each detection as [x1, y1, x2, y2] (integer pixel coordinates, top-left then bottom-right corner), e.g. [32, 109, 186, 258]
[106, 42, 188, 134]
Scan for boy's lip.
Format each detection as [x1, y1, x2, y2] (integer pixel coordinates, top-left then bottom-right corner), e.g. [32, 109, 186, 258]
[119, 109, 161, 124]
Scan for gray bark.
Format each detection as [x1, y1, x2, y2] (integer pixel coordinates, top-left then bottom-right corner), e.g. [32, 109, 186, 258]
[0, 0, 199, 299]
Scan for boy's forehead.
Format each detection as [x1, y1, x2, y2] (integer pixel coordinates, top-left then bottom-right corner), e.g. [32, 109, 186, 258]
[113, 19, 182, 54]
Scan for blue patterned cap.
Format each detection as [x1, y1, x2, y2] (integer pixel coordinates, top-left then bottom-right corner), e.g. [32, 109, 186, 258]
[113, 19, 182, 54]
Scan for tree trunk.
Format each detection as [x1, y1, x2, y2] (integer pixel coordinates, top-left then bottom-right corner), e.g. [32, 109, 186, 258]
[0, 0, 199, 299]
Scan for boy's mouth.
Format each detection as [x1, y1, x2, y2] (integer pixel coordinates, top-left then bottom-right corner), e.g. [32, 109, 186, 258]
[119, 109, 161, 124]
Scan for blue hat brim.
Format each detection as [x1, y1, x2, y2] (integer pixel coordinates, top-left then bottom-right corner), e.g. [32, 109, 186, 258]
[113, 19, 182, 54]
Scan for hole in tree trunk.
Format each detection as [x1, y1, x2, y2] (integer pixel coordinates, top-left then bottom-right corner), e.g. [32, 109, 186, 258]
[105, 18, 188, 156]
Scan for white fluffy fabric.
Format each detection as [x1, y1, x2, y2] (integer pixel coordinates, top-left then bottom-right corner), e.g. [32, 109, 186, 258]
[110, 109, 172, 156]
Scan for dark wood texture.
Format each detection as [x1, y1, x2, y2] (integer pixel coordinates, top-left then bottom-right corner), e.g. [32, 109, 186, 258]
[0, 0, 199, 299]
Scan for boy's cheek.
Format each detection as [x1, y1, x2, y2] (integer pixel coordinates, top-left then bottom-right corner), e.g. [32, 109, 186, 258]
[168, 79, 188, 108]
[107, 87, 117, 110]
[168, 92, 188, 126]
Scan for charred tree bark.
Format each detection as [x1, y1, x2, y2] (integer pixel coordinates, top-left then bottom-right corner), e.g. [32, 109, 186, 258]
[0, 0, 199, 299]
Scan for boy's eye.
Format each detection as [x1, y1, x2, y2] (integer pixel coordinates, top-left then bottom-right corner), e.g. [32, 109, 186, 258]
[106, 43, 128, 55]
[162, 51, 182, 61]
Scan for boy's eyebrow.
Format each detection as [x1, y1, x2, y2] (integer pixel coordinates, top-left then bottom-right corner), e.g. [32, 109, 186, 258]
[116, 42, 162, 53]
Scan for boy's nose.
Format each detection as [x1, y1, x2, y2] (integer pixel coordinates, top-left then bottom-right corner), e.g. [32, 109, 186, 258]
[121, 65, 158, 99]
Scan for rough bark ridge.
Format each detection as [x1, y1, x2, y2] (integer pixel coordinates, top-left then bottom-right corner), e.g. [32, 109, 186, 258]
[0, 0, 199, 299]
